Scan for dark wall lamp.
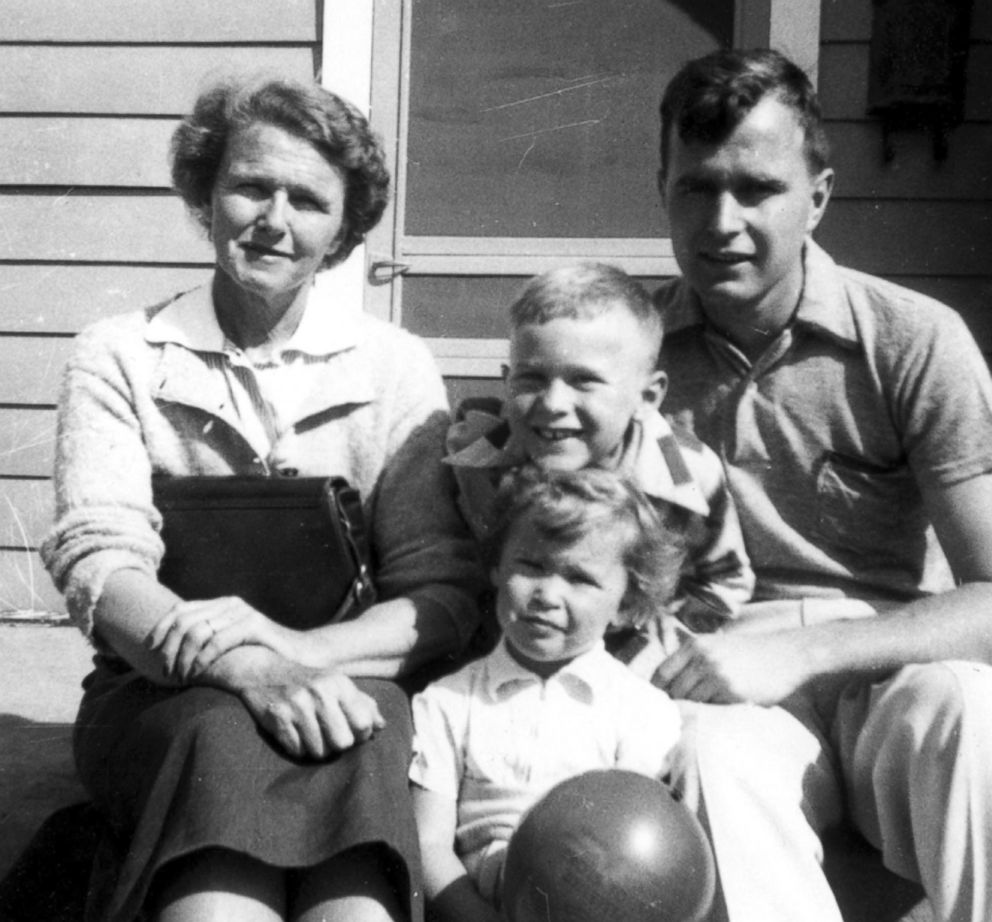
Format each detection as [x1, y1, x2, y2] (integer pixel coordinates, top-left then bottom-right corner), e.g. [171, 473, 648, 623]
[867, 0, 974, 161]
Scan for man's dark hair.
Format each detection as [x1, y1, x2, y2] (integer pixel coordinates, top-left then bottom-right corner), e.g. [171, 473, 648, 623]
[660, 48, 830, 177]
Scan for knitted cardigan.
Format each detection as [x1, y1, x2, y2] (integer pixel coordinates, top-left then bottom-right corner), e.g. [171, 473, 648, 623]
[41, 285, 484, 652]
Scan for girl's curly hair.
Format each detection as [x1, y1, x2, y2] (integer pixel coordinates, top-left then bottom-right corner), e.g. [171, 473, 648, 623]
[485, 466, 685, 629]
[170, 74, 390, 269]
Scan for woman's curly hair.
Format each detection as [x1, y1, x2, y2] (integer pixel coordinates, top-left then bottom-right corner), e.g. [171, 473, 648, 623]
[485, 466, 685, 629]
[170, 74, 390, 269]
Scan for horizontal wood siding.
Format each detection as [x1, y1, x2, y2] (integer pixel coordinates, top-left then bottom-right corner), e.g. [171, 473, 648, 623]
[0, 195, 211, 263]
[816, 0, 992, 358]
[817, 201, 991, 276]
[0, 266, 213, 334]
[0, 47, 316, 115]
[0, 409, 56, 477]
[0, 550, 62, 612]
[829, 123, 992, 200]
[0, 338, 76, 406]
[1, 0, 318, 42]
[0, 2, 320, 611]
[0, 118, 177, 187]
[0, 481, 54, 551]
[821, 0, 992, 43]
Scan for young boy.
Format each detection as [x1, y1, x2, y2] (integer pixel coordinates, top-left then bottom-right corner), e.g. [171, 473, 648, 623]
[410, 467, 683, 922]
[446, 262, 753, 666]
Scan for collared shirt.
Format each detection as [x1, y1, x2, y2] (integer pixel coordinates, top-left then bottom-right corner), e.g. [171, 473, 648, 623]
[409, 638, 680, 884]
[657, 241, 992, 602]
[144, 276, 366, 466]
[446, 408, 753, 625]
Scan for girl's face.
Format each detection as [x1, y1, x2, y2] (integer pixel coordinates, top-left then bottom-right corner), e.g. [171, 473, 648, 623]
[493, 511, 629, 677]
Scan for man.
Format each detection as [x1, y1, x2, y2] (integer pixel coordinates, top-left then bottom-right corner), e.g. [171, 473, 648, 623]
[653, 49, 992, 922]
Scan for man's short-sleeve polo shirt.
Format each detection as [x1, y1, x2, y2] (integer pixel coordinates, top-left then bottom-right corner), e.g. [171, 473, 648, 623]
[656, 242, 992, 603]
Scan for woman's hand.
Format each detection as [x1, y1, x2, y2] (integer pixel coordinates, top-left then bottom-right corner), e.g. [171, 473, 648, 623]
[147, 597, 301, 683]
[239, 667, 386, 760]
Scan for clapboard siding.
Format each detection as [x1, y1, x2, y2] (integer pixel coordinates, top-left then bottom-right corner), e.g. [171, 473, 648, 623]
[0, 2, 321, 609]
[1, 0, 317, 42]
[822, 0, 992, 42]
[815, 0, 992, 380]
[0, 266, 212, 334]
[0, 409, 56, 477]
[0, 118, 177, 187]
[828, 122, 992, 200]
[0, 548, 62, 611]
[0, 480, 54, 550]
[0, 47, 316, 115]
[0, 195, 212, 263]
[0, 337, 75, 406]
[818, 200, 991, 277]
[819, 43, 992, 122]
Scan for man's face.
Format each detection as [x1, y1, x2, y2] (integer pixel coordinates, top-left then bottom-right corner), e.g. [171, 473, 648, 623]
[661, 96, 833, 323]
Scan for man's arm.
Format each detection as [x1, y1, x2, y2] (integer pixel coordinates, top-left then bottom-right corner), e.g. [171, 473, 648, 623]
[654, 474, 992, 705]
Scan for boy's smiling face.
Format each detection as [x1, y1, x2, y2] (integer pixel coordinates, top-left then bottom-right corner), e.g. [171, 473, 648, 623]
[504, 306, 666, 471]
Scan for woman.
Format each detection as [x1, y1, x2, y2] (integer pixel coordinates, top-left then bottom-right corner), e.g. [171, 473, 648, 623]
[41, 76, 483, 922]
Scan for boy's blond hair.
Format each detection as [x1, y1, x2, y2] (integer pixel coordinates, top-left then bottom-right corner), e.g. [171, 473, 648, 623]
[508, 262, 664, 367]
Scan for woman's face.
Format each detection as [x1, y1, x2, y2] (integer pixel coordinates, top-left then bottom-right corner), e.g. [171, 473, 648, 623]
[209, 122, 347, 310]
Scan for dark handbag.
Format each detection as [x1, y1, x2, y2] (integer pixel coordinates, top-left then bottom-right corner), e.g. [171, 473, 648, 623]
[152, 475, 376, 629]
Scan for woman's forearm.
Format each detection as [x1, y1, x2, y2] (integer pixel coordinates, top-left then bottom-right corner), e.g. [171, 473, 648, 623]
[98, 568, 468, 685]
[94, 568, 184, 682]
[294, 594, 465, 680]
[95, 569, 294, 690]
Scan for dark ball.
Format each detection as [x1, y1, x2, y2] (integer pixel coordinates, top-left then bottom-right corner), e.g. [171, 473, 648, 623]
[502, 769, 715, 922]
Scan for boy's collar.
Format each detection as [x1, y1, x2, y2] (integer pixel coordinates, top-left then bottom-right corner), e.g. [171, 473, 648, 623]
[625, 412, 710, 516]
[445, 409, 520, 467]
[445, 407, 709, 516]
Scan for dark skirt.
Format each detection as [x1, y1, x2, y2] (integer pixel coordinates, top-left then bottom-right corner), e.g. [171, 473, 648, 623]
[74, 661, 421, 922]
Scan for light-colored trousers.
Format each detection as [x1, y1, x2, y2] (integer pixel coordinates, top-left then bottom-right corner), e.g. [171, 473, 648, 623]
[673, 661, 992, 922]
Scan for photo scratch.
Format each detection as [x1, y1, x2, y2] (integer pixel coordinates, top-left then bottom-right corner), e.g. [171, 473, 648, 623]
[483, 77, 612, 112]
[51, 187, 77, 208]
[500, 118, 601, 143]
[2, 496, 38, 606]
[516, 139, 537, 171]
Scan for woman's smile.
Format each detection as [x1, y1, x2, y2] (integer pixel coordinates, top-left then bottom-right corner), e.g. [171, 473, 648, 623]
[210, 122, 347, 320]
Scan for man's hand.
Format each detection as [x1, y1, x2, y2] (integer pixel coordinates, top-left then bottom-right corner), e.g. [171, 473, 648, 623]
[652, 629, 816, 705]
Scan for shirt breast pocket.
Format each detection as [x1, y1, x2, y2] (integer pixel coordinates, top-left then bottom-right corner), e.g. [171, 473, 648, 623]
[814, 452, 926, 566]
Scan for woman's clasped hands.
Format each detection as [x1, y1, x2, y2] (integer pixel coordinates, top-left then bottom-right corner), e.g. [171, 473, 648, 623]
[149, 595, 299, 682]
[147, 598, 385, 759]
